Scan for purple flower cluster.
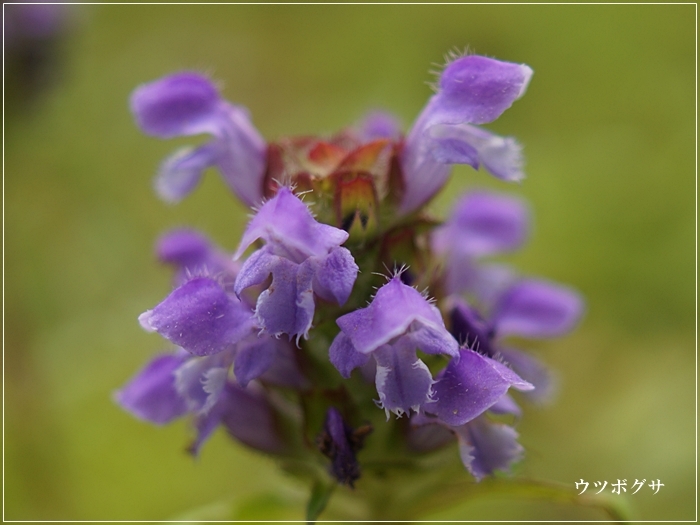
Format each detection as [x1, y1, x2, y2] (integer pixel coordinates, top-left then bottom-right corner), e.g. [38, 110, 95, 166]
[117, 53, 582, 496]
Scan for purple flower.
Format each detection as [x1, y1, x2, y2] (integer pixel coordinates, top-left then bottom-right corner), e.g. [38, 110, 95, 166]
[459, 416, 524, 480]
[191, 381, 289, 457]
[412, 347, 531, 481]
[114, 353, 189, 425]
[453, 415, 524, 481]
[172, 349, 233, 414]
[116, 342, 298, 456]
[130, 72, 266, 205]
[138, 229, 311, 388]
[435, 193, 584, 400]
[329, 276, 459, 418]
[400, 55, 533, 213]
[433, 191, 529, 297]
[132, 216, 318, 442]
[234, 187, 358, 341]
[412, 411, 524, 481]
[492, 280, 583, 339]
[450, 280, 583, 350]
[397, 321, 533, 480]
[430, 347, 533, 426]
[139, 276, 256, 357]
[115, 348, 231, 432]
[434, 192, 529, 258]
[449, 279, 583, 402]
[138, 265, 308, 384]
[172, 332, 305, 407]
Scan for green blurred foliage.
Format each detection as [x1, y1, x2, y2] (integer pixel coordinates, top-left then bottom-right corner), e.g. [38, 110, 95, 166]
[5, 4, 695, 521]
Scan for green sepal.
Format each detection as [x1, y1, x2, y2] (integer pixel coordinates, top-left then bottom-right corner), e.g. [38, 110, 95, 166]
[412, 477, 633, 522]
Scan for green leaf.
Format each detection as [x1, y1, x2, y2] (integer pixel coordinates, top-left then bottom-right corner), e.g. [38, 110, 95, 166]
[413, 477, 633, 522]
[306, 479, 336, 523]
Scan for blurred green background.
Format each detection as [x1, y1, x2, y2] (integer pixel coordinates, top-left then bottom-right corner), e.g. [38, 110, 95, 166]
[5, 3, 695, 521]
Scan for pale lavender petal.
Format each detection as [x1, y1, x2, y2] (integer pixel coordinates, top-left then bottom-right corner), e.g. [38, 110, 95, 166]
[434, 191, 529, 258]
[131, 72, 222, 138]
[401, 322, 459, 358]
[312, 247, 359, 306]
[294, 258, 317, 337]
[138, 277, 255, 356]
[455, 417, 523, 481]
[434, 192, 526, 297]
[114, 354, 188, 425]
[398, 141, 451, 214]
[254, 257, 314, 339]
[429, 136, 479, 168]
[329, 332, 370, 378]
[374, 343, 435, 418]
[431, 348, 533, 426]
[488, 394, 522, 417]
[213, 104, 267, 207]
[499, 347, 555, 403]
[233, 335, 277, 387]
[469, 128, 525, 183]
[440, 258, 516, 301]
[492, 280, 584, 339]
[233, 187, 348, 262]
[430, 55, 533, 127]
[428, 124, 525, 182]
[198, 367, 229, 413]
[173, 351, 233, 413]
[190, 405, 222, 456]
[234, 248, 277, 297]
[336, 277, 447, 355]
[154, 144, 217, 203]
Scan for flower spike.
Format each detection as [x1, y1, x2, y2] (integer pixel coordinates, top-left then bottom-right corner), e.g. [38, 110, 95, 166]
[122, 51, 584, 497]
